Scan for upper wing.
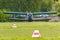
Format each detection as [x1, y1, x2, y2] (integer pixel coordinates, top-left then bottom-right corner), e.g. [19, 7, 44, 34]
[32, 12, 57, 15]
[4, 11, 57, 15]
[4, 12, 27, 15]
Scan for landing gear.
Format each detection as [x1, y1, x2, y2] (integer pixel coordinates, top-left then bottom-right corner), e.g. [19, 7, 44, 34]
[27, 11, 33, 22]
[28, 18, 32, 22]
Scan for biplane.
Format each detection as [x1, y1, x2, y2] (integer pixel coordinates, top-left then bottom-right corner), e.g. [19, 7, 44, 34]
[4, 11, 57, 21]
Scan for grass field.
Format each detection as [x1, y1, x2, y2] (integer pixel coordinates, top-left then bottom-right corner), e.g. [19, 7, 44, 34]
[0, 22, 60, 40]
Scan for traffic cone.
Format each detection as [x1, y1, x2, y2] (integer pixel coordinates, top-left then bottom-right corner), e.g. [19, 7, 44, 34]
[32, 30, 41, 38]
[12, 23, 17, 28]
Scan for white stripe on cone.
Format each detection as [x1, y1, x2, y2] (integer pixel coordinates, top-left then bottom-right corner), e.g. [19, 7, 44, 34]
[32, 30, 41, 38]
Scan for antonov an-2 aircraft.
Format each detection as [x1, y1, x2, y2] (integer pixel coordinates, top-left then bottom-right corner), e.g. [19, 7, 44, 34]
[4, 11, 56, 21]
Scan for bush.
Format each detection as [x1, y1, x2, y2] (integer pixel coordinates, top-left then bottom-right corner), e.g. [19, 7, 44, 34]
[0, 9, 11, 22]
[56, 2, 60, 16]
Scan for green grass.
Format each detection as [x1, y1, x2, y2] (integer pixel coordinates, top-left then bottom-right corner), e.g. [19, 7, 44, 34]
[0, 22, 60, 40]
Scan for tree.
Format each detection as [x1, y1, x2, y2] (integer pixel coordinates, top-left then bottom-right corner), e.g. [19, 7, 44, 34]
[55, 2, 60, 16]
[40, 0, 53, 12]
[0, 0, 53, 12]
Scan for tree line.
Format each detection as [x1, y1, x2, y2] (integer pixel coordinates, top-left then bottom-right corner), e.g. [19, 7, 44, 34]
[0, 0, 60, 22]
[0, 0, 53, 12]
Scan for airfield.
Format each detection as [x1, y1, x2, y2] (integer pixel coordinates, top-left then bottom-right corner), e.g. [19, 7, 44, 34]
[0, 22, 60, 40]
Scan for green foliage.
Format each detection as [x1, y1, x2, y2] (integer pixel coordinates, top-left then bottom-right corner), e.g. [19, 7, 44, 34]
[56, 2, 60, 12]
[0, 9, 10, 22]
[0, 0, 54, 22]
[40, 0, 53, 12]
[0, 0, 53, 12]
[56, 2, 60, 16]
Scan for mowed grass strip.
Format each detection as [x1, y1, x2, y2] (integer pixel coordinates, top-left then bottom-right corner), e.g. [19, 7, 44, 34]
[0, 22, 60, 40]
